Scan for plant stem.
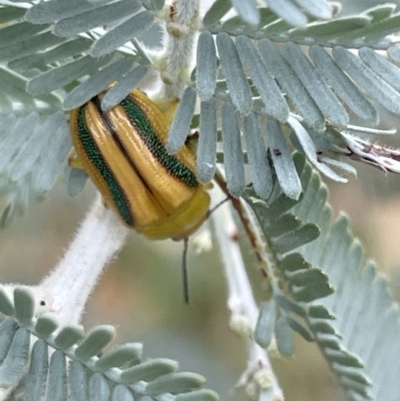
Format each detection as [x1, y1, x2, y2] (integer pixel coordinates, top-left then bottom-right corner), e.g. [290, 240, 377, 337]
[37, 195, 129, 327]
[162, 0, 200, 97]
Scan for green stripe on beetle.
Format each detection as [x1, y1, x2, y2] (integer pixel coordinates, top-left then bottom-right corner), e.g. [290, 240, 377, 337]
[121, 96, 198, 188]
[69, 88, 211, 240]
[76, 105, 134, 226]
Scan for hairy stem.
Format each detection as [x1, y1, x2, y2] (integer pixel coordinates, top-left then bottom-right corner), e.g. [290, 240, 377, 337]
[162, 0, 200, 97]
[36, 195, 129, 327]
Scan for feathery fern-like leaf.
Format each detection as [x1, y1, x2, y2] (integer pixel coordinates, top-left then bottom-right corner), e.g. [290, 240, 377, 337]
[245, 153, 400, 400]
[0, 288, 219, 401]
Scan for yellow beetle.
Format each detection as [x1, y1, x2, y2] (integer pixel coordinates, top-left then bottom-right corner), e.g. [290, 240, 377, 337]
[69, 89, 211, 240]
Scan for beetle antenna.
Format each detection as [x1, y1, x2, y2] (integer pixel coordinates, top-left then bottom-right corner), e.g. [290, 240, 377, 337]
[206, 195, 232, 218]
[182, 237, 190, 304]
[181, 196, 230, 304]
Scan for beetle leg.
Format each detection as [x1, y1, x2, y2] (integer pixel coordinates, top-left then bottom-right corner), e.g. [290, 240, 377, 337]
[68, 151, 84, 169]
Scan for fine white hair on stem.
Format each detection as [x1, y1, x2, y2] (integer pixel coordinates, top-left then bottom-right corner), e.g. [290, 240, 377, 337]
[34, 195, 129, 327]
[162, 0, 200, 97]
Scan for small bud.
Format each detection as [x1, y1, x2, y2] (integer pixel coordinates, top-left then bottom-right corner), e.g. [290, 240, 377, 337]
[229, 314, 253, 338]
[254, 368, 273, 389]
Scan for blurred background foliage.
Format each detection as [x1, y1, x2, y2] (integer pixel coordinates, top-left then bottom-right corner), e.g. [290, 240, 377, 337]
[2, 0, 400, 400]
